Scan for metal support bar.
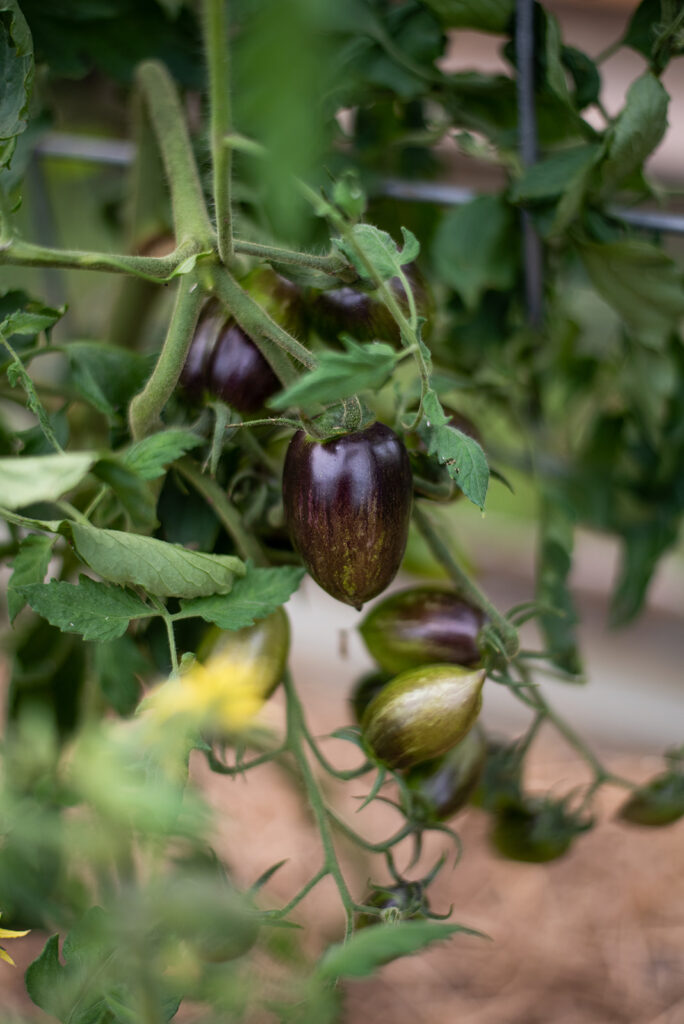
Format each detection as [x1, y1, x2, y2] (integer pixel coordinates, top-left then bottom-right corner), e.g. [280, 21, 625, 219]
[31, 132, 684, 237]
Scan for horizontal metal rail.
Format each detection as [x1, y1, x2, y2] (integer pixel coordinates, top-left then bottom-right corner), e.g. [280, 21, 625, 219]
[32, 131, 684, 237]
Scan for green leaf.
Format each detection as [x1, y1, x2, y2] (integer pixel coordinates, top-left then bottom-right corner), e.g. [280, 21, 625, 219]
[7, 532, 53, 622]
[179, 563, 305, 629]
[510, 145, 601, 203]
[561, 46, 601, 110]
[65, 522, 246, 599]
[269, 338, 397, 411]
[578, 239, 684, 348]
[421, 390, 489, 509]
[536, 492, 582, 677]
[66, 341, 153, 419]
[317, 920, 484, 980]
[123, 429, 203, 479]
[0, 291, 63, 351]
[25, 935, 64, 1017]
[333, 224, 419, 281]
[92, 458, 157, 531]
[1, 335, 65, 453]
[20, 576, 154, 642]
[601, 72, 668, 188]
[622, 0, 660, 58]
[431, 195, 517, 309]
[610, 525, 677, 627]
[0, 0, 33, 168]
[420, 0, 513, 33]
[93, 634, 148, 715]
[0, 452, 96, 510]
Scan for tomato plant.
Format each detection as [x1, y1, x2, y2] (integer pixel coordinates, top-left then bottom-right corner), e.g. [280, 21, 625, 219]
[0, 0, 683, 1019]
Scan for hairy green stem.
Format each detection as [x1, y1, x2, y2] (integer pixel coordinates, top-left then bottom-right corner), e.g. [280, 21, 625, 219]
[129, 275, 205, 439]
[203, 0, 234, 263]
[233, 238, 351, 277]
[283, 671, 356, 940]
[413, 502, 519, 657]
[212, 268, 315, 380]
[175, 456, 267, 565]
[0, 237, 201, 281]
[136, 61, 214, 247]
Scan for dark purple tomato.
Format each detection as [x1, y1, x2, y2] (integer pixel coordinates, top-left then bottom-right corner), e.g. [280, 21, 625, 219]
[282, 422, 412, 609]
[179, 304, 223, 400]
[310, 264, 431, 346]
[349, 670, 392, 724]
[360, 586, 486, 675]
[207, 322, 281, 414]
[405, 725, 487, 822]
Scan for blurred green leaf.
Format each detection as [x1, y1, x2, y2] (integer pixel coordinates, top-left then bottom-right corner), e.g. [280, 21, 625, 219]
[66, 342, 153, 420]
[510, 145, 601, 203]
[0, 0, 33, 168]
[536, 491, 582, 676]
[7, 532, 53, 622]
[0, 452, 96, 510]
[94, 634, 148, 715]
[317, 920, 484, 979]
[601, 72, 668, 189]
[432, 195, 517, 310]
[420, 0, 513, 33]
[578, 239, 684, 349]
[179, 562, 305, 630]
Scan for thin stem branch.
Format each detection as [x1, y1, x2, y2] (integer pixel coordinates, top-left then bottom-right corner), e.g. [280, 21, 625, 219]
[413, 502, 519, 658]
[283, 671, 356, 939]
[0, 237, 201, 281]
[128, 274, 205, 439]
[203, 0, 234, 263]
[233, 238, 350, 277]
[265, 866, 328, 920]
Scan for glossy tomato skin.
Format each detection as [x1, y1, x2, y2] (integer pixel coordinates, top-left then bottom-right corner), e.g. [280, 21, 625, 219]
[282, 422, 412, 609]
[179, 303, 223, 400]
[405, 724, 487, 821]
[197, 606, 290, 700]
[361, 663, 486, 770]
[207, 322, 281, 413]
[310, 265, 431, 345]
[360, 586, 486, 675]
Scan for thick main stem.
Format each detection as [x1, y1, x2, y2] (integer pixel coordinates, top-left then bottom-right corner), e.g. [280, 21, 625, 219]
[128, 274, 205, 439]
[203, 0, 234, 263]
[136, 60, 214, 247]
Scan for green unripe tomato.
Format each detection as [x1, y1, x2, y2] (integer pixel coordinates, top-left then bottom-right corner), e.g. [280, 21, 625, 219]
[359, 586, 486, 675]
[360, 664, 486, 770]
[405, 724, 487, 821]
[618, 772, 684, 827]
[491, 799, 590, 863]
[197, 606, 290, 701]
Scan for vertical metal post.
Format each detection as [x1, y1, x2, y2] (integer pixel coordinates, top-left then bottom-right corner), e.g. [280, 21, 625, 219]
[515, 0, 544, 328]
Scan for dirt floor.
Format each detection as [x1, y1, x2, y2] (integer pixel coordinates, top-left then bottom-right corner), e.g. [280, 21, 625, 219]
[2, 731, 683, 1024]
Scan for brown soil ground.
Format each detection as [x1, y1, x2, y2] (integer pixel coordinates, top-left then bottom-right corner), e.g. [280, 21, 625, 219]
[1, 698, 682, 1024]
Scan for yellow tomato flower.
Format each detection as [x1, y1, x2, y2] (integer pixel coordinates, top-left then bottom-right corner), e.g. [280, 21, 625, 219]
[143, 652, 266, 734]
[0, 914, 29, 967]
